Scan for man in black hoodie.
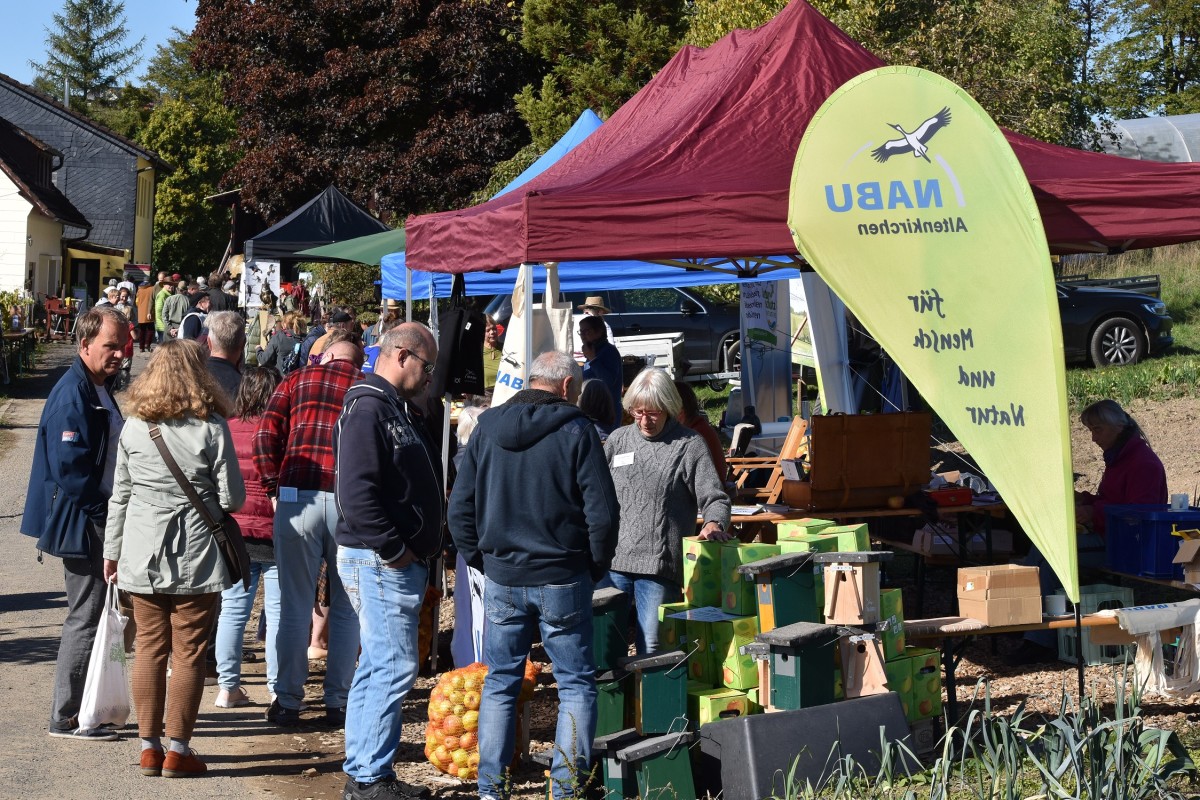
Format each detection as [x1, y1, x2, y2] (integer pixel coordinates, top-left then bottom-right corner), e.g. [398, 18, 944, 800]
[334, 322, 443, 800]
[449, 350, 618, 800]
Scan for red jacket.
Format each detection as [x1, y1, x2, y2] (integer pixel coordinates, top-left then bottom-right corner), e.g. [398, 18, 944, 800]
[1082, 434, 1167, 535]
[228, 416, 275, 543]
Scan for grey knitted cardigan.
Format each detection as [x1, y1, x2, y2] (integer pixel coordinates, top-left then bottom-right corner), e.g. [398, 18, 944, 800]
[604, 419, 732, 584]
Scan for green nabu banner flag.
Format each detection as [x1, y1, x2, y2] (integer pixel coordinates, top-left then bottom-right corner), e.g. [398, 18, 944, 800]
[788, 66, 1078, 602]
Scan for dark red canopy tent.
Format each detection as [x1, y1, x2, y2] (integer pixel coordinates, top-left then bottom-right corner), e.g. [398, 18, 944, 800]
[405, 1, 1200, 273]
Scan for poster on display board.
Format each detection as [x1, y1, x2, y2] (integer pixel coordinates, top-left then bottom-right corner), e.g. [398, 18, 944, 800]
[787, 66, 1077, 600]
[239, 259, 280, 311]
[739, 280, 792, 429]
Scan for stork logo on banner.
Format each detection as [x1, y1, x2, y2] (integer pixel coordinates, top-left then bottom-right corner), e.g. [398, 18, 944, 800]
[871, 107, 952, 163]
[823, 103, 966, 221]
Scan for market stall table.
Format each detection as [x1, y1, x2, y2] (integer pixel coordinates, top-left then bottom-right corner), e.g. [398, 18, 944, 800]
[904, 613, 1120, 722]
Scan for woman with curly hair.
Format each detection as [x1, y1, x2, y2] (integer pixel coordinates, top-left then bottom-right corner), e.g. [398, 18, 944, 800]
[102, 339, 246, 778]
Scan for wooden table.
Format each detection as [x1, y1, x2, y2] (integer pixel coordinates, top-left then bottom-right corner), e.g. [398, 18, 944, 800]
[905, 613, 1119, 721]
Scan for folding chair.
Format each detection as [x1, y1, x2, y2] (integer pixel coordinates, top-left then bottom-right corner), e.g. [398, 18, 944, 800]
[726, 416, 809, 505]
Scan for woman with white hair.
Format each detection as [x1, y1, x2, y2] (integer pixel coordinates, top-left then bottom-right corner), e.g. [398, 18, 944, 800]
[602, 367, 731, 654]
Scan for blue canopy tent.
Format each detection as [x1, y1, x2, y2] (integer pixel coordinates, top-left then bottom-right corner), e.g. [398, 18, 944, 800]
[379, 110, 804, 299]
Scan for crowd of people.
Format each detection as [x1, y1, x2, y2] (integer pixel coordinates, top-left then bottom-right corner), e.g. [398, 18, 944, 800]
[23, 273, 1160, 800]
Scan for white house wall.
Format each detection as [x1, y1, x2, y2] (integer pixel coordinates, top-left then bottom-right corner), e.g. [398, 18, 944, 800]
[0, 171, 34, 292]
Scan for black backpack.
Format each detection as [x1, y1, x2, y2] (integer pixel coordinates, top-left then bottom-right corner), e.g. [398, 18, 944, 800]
[279, 340, 302, 375]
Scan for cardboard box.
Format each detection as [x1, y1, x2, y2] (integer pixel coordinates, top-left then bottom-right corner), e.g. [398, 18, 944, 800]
[906, 647, 943, 721]
[688, 687, 750, 726]
[883, 657, 912, 718]
[878, 588, 906, 660]
[1174, 539, 1200, 585]
[712, 615, 760, 690]
[682, 537, 723, 607]
[684, 618, 719, 684]
[745, 687, 762, 714]
[657, 602, 691, 651]
[721, 543, 781, 615]
[776, 518, 836, 541]
[956, 564, 1041, 625]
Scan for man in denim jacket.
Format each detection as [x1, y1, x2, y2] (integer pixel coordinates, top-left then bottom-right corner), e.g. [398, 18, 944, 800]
[22, 307, 129, 740]
[449, 350, 619, 800]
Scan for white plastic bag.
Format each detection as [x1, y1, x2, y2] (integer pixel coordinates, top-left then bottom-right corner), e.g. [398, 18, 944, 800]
[78, 583, 131, 729]
[492, 263, 574, 406]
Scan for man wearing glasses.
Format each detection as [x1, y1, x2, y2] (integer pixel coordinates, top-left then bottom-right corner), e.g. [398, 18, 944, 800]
[334, 323, 443, 800]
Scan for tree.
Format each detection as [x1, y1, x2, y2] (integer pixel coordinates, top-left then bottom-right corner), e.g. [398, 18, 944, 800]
[137, 29, 239, 276]
[192, 0, 536, 224]
[477, 0, 686, 195]
[1093, 0, 1200, 118]
[685, 0, 1093, 146]
[30, 0, 144, 113]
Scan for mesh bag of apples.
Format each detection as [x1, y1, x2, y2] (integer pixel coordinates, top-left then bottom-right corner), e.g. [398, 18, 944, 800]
[425, 660, 542, 780]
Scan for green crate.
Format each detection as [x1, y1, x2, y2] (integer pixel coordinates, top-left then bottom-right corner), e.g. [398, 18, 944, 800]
[657, 602, 691, 651]
[682, 537, 723, 607]
[1055, 584, 1135, 666]
[721, 543, 780, 615]
[878, 588, 906, 660]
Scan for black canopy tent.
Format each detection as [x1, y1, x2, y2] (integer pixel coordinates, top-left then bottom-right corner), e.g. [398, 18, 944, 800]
[243, 185, 389, 266]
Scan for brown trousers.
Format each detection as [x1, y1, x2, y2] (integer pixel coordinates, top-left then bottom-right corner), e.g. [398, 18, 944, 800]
[129, 592, 220, 741]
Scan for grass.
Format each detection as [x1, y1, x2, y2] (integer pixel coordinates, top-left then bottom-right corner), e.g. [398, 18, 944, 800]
[1062, 242, 1200, 409]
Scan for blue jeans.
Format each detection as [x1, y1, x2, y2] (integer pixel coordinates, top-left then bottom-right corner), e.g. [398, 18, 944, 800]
[337, 547, 427, 783]
[215, 560, 280, 694]
[479, 574, 596, 800]
[599, 572, 681, 655]
[273, 490, 360, 710]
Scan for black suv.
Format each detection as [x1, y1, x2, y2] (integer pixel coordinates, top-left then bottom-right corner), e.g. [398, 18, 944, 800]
[1057, 284, 1172, 366]
[484, 287, 742, 376]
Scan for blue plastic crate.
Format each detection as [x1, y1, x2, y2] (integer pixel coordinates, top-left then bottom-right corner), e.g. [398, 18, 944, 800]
[1104, 504, 1200, 579]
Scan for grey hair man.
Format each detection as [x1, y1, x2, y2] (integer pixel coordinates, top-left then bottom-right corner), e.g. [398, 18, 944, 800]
[205, 310, 247, 402]
[449, 350, 619, 800]
[21, 306, 130, 741]
[334, 323, 444, 800]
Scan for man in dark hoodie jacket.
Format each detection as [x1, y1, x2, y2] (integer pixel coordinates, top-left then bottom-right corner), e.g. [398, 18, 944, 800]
[448, 350, 618, 800]
[334, 322, 443, 800]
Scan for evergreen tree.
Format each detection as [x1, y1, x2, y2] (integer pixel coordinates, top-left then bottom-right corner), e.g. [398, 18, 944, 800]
[30, 0, 144, 113]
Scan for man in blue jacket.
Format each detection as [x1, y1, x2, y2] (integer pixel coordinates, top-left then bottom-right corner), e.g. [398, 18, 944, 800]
[334, 322, 443, 800]
[579, 315, 623, 433]
[21, 306, 129, 741]
[449, 350, 619, 800]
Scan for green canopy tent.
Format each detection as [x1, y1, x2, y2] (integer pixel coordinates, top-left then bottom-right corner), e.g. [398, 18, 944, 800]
[297, 227, 406, 267]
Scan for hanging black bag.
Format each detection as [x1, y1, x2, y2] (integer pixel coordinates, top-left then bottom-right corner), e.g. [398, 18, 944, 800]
[432, 274, 486, 398]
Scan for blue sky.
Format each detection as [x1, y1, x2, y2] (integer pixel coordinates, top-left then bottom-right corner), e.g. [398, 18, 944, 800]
[0, 0, 197, 86]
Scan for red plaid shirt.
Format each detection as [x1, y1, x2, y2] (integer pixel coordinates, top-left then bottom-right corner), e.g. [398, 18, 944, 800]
[254, 359, 362, 494]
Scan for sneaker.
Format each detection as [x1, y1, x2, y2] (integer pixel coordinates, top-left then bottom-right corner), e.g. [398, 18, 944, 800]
[270, 693, 308, 712]
[204, 663, 219, 686]
[342, 776, 431, 799]
[140, 748, 165, 776]
[266, 698, 302, 727]
[215, 687, 251, 708]
[324, 706, 346, 728]
[162, 749, 207, 778]
[48, 726, 120, 742]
